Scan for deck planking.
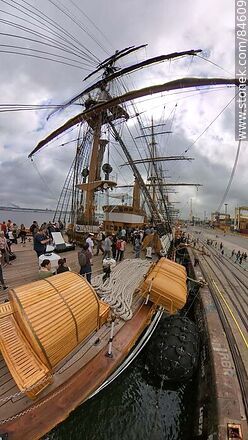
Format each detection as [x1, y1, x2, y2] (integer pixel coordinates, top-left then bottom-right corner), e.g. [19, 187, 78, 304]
[1, 238, 140, 301]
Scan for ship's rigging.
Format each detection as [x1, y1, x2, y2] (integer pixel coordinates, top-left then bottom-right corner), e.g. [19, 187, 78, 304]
[27, 46, 240, 230]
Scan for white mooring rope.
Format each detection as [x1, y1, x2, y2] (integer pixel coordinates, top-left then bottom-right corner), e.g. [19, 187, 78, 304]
[92, 259, 152, 320]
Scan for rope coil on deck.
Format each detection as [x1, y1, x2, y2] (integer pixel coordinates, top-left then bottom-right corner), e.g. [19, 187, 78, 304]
[92, 259, 152, 320]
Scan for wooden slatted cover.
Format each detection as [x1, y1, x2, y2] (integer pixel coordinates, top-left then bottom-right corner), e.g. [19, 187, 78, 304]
[0, 313, 52, 398]
[0, 301, 12, 317]
[99, 301, 110, 327]
[9, 272, 102, 368]
[140, 257, 187, 313]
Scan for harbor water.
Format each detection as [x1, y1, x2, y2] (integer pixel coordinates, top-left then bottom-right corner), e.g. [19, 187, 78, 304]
[0, 210, 54, 228]
[47, 316, 197, 440]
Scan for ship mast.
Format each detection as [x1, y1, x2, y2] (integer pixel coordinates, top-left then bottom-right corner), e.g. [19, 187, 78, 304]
[84, 119, 101, 224]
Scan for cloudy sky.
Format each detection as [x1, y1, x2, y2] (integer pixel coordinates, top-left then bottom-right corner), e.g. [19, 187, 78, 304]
[0, 0, 245, 221]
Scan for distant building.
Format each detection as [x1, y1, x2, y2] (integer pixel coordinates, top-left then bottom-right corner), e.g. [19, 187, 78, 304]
[211, 212, 231, 231]
[234, 206, 248, 234]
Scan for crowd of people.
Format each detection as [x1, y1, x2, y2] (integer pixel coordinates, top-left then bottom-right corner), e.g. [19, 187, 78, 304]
[205, 237, 248, 266]
[0, 218, 65, 290]
[77, 226, 155, 284]
[0, 218, 160, 290]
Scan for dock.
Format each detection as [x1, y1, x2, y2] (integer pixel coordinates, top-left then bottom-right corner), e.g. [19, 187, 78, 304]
[188, 227, 248, 439]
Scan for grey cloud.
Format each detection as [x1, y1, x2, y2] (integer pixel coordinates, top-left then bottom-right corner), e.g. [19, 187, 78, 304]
[0, 0, 245, 221]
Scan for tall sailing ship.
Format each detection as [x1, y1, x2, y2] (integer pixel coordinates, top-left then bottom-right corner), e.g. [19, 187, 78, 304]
[28, 46, 237, 242]
[0, 45, 240, 439]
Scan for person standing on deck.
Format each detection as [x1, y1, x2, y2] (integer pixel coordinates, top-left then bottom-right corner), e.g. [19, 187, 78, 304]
[120, 227, 126, 241]
[111, 234, 117, 259]
[1, 222, 7, 236]
[30, 221, 39, 237]
[19, 224, 27, 245]
[0, 231, 10, 265]
[0, 254, 8, 291]
[86, 233, 94, 257]
[116, 239, 126, 261]
[103, 234, 112, 259]
[134, 236, 141, 258]
[33, 228, 50, 258]
[78, 243, 92, 284]
[95, 228, 104, 256]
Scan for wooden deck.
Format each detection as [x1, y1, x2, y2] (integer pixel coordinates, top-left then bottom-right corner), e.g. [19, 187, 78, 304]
[0, 239, 139, 301]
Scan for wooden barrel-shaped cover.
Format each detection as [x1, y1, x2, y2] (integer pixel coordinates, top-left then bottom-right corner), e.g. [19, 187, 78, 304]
[9, 272, 100, 369]
[140, 257, 187, 313]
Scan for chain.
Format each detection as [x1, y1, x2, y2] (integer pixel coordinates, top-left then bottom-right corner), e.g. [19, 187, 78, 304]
[0, 374, 73, 425]
[0, 374, 54, 404]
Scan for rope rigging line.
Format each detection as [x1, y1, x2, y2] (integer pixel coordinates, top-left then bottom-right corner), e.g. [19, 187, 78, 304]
[134, 112, 174, 228]
[216, 139, 242, 213]
[0, 49, 90, 70]
[51, 0, 111, 57]
[181, 92, 237, 155]
[67, 0, 114, 52]
[0, 42, 93, 67]
[18, 0, 99, 63]
[0, 0, 98, 65]
[196, 54, 233, 77]
[0, 21, 95, 64]
[0, 8, 95, 60]
[30, 159, 57, 200]
[92, 259, 152, 321]
[46, 0, 102, 63]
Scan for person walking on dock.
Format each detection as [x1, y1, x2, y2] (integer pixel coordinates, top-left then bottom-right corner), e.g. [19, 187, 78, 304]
[231, 249, 235, 259]
[235, 250, 241, 263]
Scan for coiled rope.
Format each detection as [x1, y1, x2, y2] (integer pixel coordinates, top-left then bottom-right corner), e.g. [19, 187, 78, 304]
[92, 259, 152, 320]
